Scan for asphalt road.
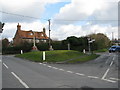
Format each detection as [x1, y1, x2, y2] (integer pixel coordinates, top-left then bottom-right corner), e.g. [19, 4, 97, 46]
[2, 52, 120, 88]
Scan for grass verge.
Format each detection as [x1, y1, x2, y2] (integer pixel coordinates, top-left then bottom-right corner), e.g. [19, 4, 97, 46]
[67, 54, 100, 63]
[15, 50, 99, 63]
[94, 48, 108, 53]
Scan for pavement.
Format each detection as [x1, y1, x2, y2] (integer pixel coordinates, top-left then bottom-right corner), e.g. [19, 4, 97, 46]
[2, 52, 120, 88]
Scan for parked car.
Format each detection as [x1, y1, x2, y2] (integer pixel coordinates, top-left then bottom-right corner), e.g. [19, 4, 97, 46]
[109, 45, 120, 53]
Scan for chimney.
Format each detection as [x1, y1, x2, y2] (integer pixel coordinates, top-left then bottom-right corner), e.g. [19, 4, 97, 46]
[17, 23, 21, 30]
[43, 27, 46, 34]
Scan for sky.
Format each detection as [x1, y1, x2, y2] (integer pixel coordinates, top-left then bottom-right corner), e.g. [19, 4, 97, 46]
[0, 0, 119, 41]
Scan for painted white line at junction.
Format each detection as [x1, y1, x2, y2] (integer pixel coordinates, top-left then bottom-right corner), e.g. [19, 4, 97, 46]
[0, 60, 2, 62]
[39, 63, 42, 65]
[110, 61, 113, 67]
[102, 79, 116, 83]
[113, 57, 115, 61]
[11, 72, 29, 88]
[110, 78, 120, 81]
[87, 76, 99, 79]
[47, 65, 52, 68]
[102, 68, 110, 79]
[59, 68, 65, 71]
[75, 73, 85, 76]
[52, 67, 58, 69]
[3, 63, 8, 69]
[66, 71, 74, 73]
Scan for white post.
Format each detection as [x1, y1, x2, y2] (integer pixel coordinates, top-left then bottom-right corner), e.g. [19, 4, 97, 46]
[68, 43, 70, 50]
[43, 51, 45, 61]
[83, 49, 86, 54]
[21, 50, 23, 54]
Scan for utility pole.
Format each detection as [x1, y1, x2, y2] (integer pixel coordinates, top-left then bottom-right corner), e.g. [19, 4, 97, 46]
[48, 19, 51, 47]
[112, 32, 114, 41]
[48, 19, 53, 50]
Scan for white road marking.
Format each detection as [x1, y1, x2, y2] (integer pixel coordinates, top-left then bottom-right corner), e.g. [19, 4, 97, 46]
[113, 57, 115, 61]
[52, 67, 58, 69]
[102, 68, 110, 79]
[66, 71, 73, 73]
[3, 63, 8, 69]
[59, 69, 65, 71]
[109, 78, 120, 81]
[102, 79, 116, 83]
[75, 73, 85, 76]
[0, 60, 2, 62]
[39, 63, 42, 65]
[110, 61, 113, 67]
[87, 76, 99, 79]
[11, 72, 29, 88]
[47, 65, 52, 68]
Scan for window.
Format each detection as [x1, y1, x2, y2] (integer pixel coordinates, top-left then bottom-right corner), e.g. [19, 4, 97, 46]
[29, 33, 33, 35]
[41, 34, 44, 37]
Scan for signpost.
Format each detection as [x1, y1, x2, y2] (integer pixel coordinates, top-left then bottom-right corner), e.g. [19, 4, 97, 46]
[87, 37, 95, 54]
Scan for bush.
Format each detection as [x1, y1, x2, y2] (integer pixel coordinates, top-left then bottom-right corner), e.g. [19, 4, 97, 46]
[2, 41, 33, 54]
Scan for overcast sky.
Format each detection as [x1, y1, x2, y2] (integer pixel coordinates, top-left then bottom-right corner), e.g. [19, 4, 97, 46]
[0, 0, 119, 41]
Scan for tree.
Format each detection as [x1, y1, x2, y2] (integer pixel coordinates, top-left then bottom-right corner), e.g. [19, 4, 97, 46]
[89, 33, 110, 50]
[66, 36, 80, 46]
[2, 38, 9, 48]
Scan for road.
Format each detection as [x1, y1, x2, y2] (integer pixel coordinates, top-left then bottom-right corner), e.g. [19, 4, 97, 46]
[2, 52, 120, 88]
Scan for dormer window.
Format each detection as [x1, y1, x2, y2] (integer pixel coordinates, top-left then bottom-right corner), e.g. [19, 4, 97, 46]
[41, 34, 44, 36]
[29, 33, 33, 35]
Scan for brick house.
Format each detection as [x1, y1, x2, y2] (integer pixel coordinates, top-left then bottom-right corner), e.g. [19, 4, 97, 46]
[13, 23, 49, 46]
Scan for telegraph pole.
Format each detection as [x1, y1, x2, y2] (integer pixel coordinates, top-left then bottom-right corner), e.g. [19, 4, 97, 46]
[112, 32, 114, 41]
[48, 19, 51, 47]
[48, 19, 53, 50]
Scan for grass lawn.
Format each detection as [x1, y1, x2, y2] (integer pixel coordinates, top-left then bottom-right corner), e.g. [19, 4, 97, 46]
[15, 50, 99, 63]
[67, 54, 100, 63]
[94, 48, 108, 53]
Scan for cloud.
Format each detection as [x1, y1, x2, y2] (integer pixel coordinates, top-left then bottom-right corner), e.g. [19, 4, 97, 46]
[0, 0, 68, 23]
[53, 0, 118, 26]
[51, 24, 118, 40]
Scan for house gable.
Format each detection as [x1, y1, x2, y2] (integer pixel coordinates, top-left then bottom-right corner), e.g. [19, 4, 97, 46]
[13, 23, 49, 46]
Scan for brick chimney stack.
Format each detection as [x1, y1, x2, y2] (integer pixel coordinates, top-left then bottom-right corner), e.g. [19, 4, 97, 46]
[17, 23, 21, 30]
[43, 27, 46, 34]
